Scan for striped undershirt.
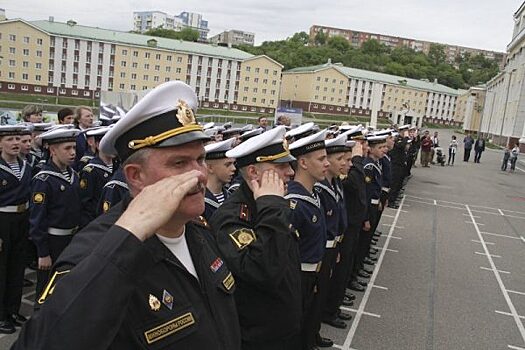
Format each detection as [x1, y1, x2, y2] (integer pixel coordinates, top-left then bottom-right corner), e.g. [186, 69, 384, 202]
[61, 169, 71, 182]
[7, 161, 22, 179]
[214, 192, 225, 204]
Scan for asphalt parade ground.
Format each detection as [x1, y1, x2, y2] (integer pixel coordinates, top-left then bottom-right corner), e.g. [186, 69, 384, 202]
[1, 130, 524, 349]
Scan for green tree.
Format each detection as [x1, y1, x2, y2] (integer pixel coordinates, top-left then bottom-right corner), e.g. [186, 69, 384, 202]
[428, 44, 447, 65]
[327, 36, 350, 53]
[144, 27, 200, 42]
[314, 30, 327, 46]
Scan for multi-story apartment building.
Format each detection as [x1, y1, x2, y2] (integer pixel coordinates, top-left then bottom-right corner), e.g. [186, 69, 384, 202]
[281, 61, 460, 127]
[456, 86, 486, 133]
[0, 18, 281, 113]
[133, 11, 209, 41]
[480, 2, 525, 149]
[209, 30, 255, 47]
[309, 25, 506, 65]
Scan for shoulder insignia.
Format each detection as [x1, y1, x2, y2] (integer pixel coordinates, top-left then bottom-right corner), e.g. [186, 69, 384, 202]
[191, 215, 210, 229]
[365, 176, 372, 183]
[80, 179, 88, 189]
[229, 228, 256, 250]
[35, 173, 49, 181]
[102, 201, 111, 213]
[239, 204, 249, 221]
[84, 166, 93, 173]
[289, 199, 297, 210]
[222, 272, 235, 291]
[38, 269, 70, 304]
[33, 192, 45, 204]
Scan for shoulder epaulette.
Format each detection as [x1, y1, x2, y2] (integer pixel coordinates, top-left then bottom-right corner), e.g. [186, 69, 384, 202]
[34, 173, 49, 181]
[191, 216, 211, 229]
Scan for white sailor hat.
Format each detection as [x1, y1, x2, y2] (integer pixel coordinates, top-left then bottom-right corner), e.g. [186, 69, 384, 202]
[86, 126, 111, 140]
[32, 122, 54, 132]
[289, 129, 327, 157]
[346, 140, 356, 148]
[366, 134, 388, 145]
[39, 127, 81, 145]
[325, 133, 348, 154]
[226, 125, 295, 168]
[342, 124, 366, 140]
[205, 138, 236, 160]
[99, 81, 209, 160]
[373, 129, 395, 136]
[17, 123, 34, 135]
[204, 127, 220, 137]
[202, 122, 215, 130]
[241, 124, 253, 132]
[240, 127, 264, 141]
[221, 127, 242, 138]
[285, 122, 315, 140]
[398, 124, 411, 131]
[0, 124, 29, 137]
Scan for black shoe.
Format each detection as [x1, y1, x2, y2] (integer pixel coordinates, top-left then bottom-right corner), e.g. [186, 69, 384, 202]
[23, 278, 33, 287]
[337, 311, 352, 321]
[375, 230, 383, 235]
[316, 335, 334, 348]
[362, 266, 374, 274]
[370, 240, 377, 246]
[345, 291, 356, 300]
[0, 319, 16, 334]
[342, 296, 354, 306]
[370, 248, 378, 254]
[367, 255, 378, 262]
[388, 203, 399, 209]
[357, 279, 368, 287]
[371, 237, 378, 242]
[373, 233, 381, 238]
[10, 313, 27, 327]
[349, 280, 365, 291]
[357, 270, 370, 278]
[363, 257, 376, 265]
[322, 317, 347, 329]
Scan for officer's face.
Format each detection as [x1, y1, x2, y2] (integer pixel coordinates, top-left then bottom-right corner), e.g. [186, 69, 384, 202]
[139, 141, 208, 219]
[255, 161, 294, 183]
[327, 152, 346, 177]
[0, 135, 21, 157]
[19, 135, 32, 155]
[50, 142, 76, 166]
[207, 157, 236, 184]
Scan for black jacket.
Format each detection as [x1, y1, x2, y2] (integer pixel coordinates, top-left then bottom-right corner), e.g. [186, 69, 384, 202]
[210, 181, 302, 344]
[342, 155, 367, 226]
[13, 198, 241, 350]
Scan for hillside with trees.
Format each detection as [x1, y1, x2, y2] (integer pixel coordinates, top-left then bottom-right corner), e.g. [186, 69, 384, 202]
[237, 32, 500, 89]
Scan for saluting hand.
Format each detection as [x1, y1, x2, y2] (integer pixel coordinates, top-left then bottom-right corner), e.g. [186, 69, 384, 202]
[115, 170, 205, 242]
[353, 142, 363, 157]
[250, 169, 285, 199]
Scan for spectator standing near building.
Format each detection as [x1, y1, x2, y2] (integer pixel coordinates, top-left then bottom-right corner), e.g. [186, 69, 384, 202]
[257, 116, 269, 132]
[21, 105, 43, 124]
[501, 146, 511, 171]
[463, 134, 474, 162]
[420, 131, 433, 167]
[430, 131, 439, 164]
[474, 137, 486, 163]
[448, 135, 458, 166]
[509, 143, 520, 172]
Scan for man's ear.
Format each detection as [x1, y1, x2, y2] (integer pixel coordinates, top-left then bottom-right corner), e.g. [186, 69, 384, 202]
[246, 164, 259, 181]
[123, 163, 146, 194]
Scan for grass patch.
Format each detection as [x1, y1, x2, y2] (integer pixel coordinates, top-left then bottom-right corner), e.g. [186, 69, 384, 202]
[0, 92, 97, 106]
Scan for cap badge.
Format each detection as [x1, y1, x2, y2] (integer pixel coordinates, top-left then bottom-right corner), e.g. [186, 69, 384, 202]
[176, 99, 196, 126]
[149, 294, 161, 312]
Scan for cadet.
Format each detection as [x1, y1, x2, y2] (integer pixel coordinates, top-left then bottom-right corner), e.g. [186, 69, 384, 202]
[96, 165, 129, 216]
[29, 127, 82, 301]
[0, 125, 32, 334]
[374, 129, 394, 237]
[79, 127, 114, 227]
[288, 128, 330, 350]
[210, 126, 301, 350]
[203, 138, 236, 221]
[388, 126, 409, 208]
[26, 123, 52, 173]
[14, 81, 241, 350]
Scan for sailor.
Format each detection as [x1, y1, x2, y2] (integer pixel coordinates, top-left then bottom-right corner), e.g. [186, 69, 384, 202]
[210, 126, 301, 350]
[287, 128, 330, 350]
[203, 138, 236, 221]
[29, 127, 82, 303]
[0, 125, 32, 334]
[26, 123, 53, 174]
[79, 127, 114, 227]
[388, 125, 410, 208]
[14, 81, 241, 350]
[286, 122, 316, 143]
[373, 129, 394, 238]
[96, 165, 129, 216]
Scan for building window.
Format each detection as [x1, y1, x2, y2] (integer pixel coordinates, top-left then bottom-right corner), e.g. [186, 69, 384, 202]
[255, 68, 260, 73]
[34, 86, 41, 92]
[122, 49, 128, 55]
[119, 83, 125, 89]
[155, 65, 160, 71]
[144, 64, 150, 69]
[8, 60, 15, 67]
[47, 87, 54, 93]
[167, 55, 172, 61]
[254, 78, 259, 83]
[143, 75, 149, 81]
[133, 51, 138, 57]
[252, 97, 257, 103]
[8, 72, 15, 79]
[35, 75, 41, 81]
[23, 36, 30, 43]
[145, 52, 150, 59]
[131, 73, 137, 80]
[8, 84, 15, 90]
[177, 56, 182, 63]
[121, 61, 127, 67]
[83, 91, 91, 97]
[120, 72, 126, 78]
[21, 85, 28, 91]
[246, 66, 251, 72]
[23, 49, 29, 56]
[9, 34, 16, 42]
[132, 62, 138, 68]
[242, 96, 248, 102]
[176, 68, 181, 73]
[253, 88, 258, 93]
[245, 77, 249, 82]
[22, 73, 29, 80]
[154, 76, 159, 82]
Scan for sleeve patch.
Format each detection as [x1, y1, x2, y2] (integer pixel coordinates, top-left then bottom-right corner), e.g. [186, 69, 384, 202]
[32, 192, 45, 204]
[365, 176, 372, 183]
[229, 228, 256, 250]
[102, 201, 111, 213]
[80, 179, 88, 189]
[289, 199, 297, 210]
[37, 269, 70, 304]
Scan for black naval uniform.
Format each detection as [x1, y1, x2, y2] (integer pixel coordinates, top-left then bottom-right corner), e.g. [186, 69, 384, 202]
[13, 198, 242, 350]
[203, 188, 230, 222]
[388, 136, 408, 205]
[0, 158, 31, 324]
[325, 154, 366, 316]
[29, 162, 81, 300]
[97, 166, 129, 216]
[286, 180, 326, 350]
[379, 154, 392, 214]
[210, 181, 302, 350]
[79, 157, 113, 227]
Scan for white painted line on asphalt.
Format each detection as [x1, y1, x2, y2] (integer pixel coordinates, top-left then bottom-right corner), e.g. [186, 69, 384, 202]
[495, 310, 525, 320]
[501, 208, 525, 215]
[375, 247, 399, 253]
[521, 236, 525, 243]
[471, 209, 507, 216]
[382, 214, 395, 218]
[433, 199, 437, 205]
[508, 345, 525, 350]
[471, 239, 495, 245]
[332, 345, 359, 350]
[475, 252, 501, 258]
[341, 196, 406, 350]
[467, 204, 525, 344]
[465, 220, 485, 225]
[390, 235, 402, 240]
[340, 306, 381, 318]
[480, 267, 511, 274]
[382, 224, 405, 229]
[516, 166, 525, 173]
[499, 209, 505, 216]
[507, 290, 525, 296]
[464, 213, 480, 218]
[482, 232, 522, 240]
[501, 214, 525, 220]
[372, 284, 389, 290]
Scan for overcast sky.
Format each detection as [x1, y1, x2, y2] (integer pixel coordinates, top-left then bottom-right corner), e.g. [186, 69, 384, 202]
[2, 0, 522, 52]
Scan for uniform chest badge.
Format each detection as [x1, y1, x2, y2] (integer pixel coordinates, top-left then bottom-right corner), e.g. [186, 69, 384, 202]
[33, 192, 45, 204]
[365, 176, 372, 183]
[2, 180, 7, 186]
[162, 290, 174, 310]
[149, 294, 161, 312]
[104, 173, 109, 178]
[210, 257, 223, 273]
[60, 185, 65, 191]
[312, 215, 318, 223]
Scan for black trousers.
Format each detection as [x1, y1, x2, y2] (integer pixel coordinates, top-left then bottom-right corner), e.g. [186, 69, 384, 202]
[300, 270, 318, 350]
[389, 166, 403, 203]
[474, 150, 483, 163]
[0, 211, 29, 320]
[35, 234, 73, 307]
[464, 148, 472, 161]
[313, 246, 337, 332]
[357, 205, 379, 267]
[324, 224, 360, 319]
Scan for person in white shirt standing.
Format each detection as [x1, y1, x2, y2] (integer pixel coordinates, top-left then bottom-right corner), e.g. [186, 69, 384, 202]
[509, 143, 520, 172]
[447, 135, 458, 166]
